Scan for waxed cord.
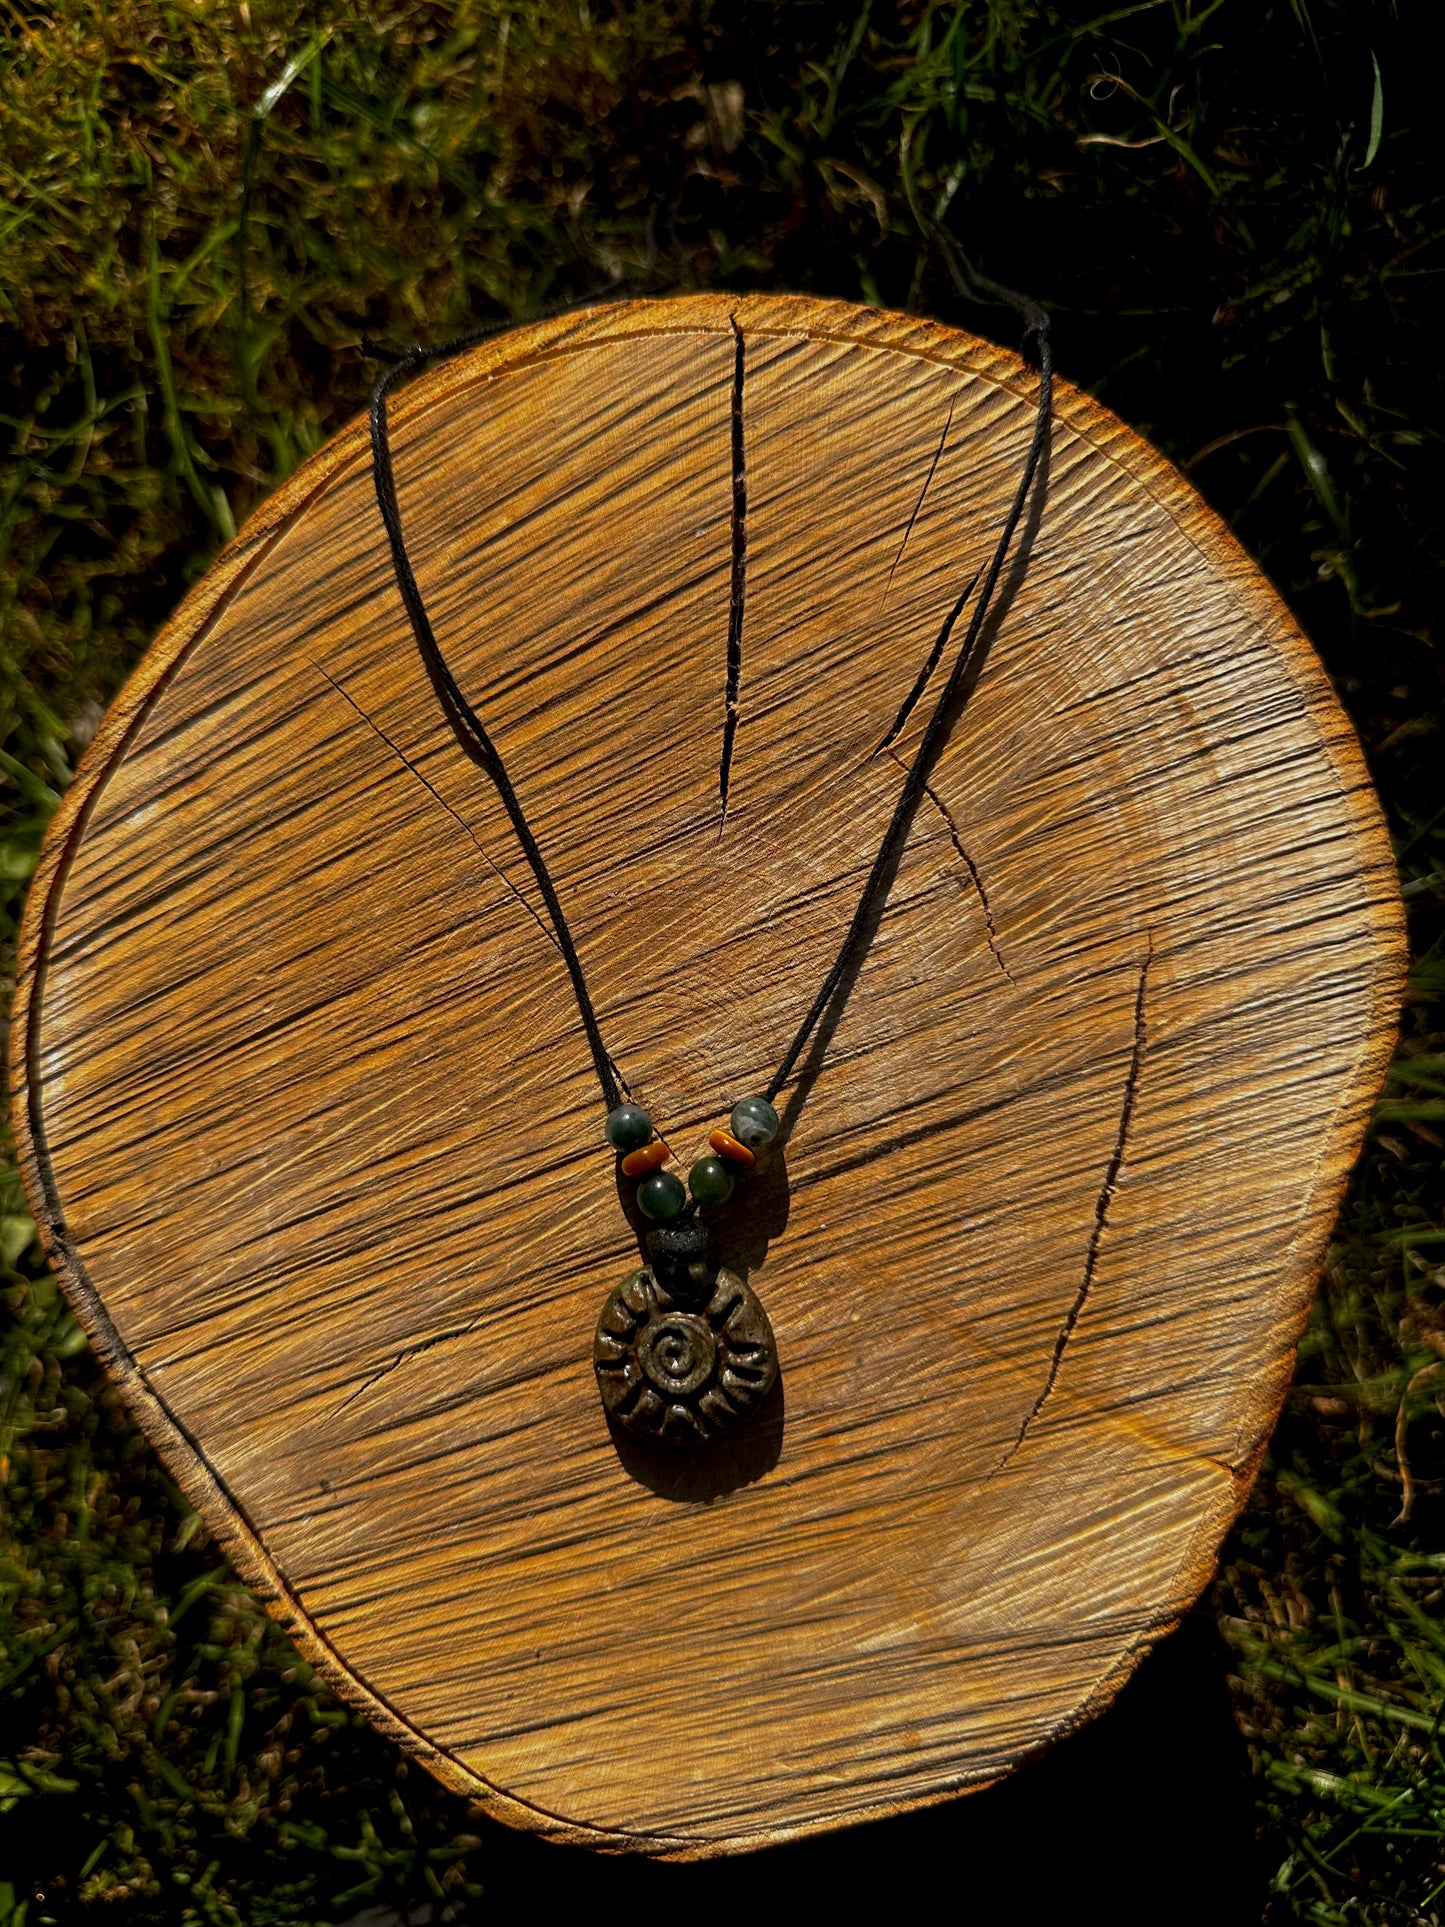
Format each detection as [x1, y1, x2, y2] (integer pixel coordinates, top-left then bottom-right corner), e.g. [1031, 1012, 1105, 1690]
[369, 303, 625, 1113]
[367, 271, 1051, 1124]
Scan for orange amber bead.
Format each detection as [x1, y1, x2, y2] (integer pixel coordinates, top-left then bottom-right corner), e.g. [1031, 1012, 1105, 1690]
[620, 1139, 670, 1178]
[708, 1128, 756, 1168]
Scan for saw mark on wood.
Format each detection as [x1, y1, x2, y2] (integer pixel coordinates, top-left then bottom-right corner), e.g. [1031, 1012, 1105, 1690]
[998, 942, 1153, 1469]
[879, 395, 955, 611]
[886, 747, 1012, 983]
[718, 314, 748, 830]
[310, 660, 558, 957]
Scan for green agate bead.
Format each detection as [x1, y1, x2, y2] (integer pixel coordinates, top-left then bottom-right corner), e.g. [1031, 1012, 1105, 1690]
[688, 1155, 735, 1207]
[729, 1095, 779, 1151]
[636, 1170, 687, 1222]
[605, 1103, 654, 1153]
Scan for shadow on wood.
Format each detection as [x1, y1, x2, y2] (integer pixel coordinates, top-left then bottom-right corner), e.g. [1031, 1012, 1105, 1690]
[610, 1370, 786, 1502]
[475, 1611, 1264, 1924]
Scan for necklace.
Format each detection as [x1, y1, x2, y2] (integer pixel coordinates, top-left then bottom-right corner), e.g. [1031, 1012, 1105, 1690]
[368, 294, 1052, 1451]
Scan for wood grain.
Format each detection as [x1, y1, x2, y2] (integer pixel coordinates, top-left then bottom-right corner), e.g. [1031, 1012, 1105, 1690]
[10, 295, 1405, 1856]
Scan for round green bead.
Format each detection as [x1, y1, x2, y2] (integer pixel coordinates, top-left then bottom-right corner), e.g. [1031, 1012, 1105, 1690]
[729, 1095, 779, 1151]
[689, 1155, 735, 1207]
[605, 1103, 654, 1153]
[636, 1170, 687, 1222]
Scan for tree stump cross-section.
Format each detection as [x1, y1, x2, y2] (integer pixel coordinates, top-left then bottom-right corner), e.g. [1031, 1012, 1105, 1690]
[11, 296, 1404, 1855]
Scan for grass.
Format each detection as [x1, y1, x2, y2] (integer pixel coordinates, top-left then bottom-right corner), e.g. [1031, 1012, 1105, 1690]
[1, 1, 1442, 1920]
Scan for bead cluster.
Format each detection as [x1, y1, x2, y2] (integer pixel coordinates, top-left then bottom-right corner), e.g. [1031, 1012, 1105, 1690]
[605, 1096, 779, 1221]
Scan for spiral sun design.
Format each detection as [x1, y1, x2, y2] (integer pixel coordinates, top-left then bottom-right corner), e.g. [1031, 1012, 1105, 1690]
[594, 1266, 778, 1445]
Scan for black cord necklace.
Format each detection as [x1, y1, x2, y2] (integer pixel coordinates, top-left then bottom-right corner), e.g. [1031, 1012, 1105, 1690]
[369, 294, 1052, 1451]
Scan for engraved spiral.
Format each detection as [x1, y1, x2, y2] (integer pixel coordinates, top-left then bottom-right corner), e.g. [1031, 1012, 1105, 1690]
[594, 1266, 778, 1446]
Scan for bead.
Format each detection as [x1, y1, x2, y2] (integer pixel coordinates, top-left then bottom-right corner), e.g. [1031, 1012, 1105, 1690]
[689, 1155, 735, 1207]
[646, 1222, 717, 1304]
[620, 1140, 670, 1179]
[729, 1095, 779, 1151]
[605, 1103, 654, 1153]
[708, 1127, 755, 1168]
[636, 1170, 687, 1222]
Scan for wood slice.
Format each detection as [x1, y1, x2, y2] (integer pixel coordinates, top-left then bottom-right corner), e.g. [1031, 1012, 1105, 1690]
[11, 295, 1403, 1856]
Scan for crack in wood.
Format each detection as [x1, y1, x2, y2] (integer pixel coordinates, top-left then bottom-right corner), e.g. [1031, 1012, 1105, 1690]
[315, 663, 642, 1116]
[997, 942, 1153, 1469]
[718, 313, 747, 829]
[333, 1310, 490, 1418]
[879, 395, 955, 611]
[309, 659, 559, 957]
[886, 747, 1012, 983]
[875, 565, 981, 755]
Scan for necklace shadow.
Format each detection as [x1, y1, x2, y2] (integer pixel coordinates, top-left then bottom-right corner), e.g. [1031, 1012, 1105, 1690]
[607, 1373, 785, 1502]
[766, 418, 1051, 1144]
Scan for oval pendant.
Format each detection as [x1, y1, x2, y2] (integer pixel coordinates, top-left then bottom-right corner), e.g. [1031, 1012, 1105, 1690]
[594, 1227, 777, 1446]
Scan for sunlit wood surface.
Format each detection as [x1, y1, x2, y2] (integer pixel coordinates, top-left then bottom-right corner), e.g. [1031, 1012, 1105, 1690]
[12, 295, 1404, 1856]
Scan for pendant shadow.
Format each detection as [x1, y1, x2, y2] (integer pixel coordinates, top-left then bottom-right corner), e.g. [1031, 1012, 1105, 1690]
[608, 1370, 785, 1502]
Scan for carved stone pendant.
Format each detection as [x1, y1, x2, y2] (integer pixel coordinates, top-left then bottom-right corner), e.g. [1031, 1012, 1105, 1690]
[594, 1224, 777, 1446]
